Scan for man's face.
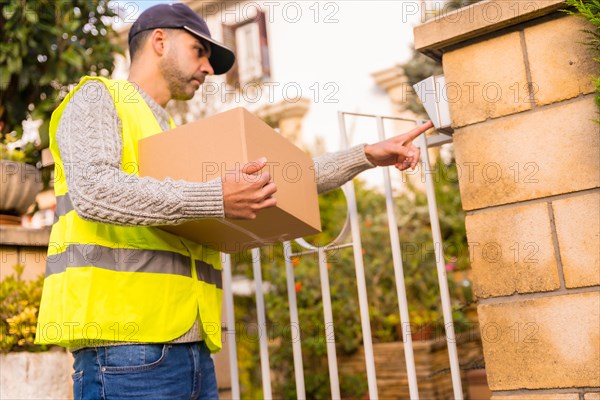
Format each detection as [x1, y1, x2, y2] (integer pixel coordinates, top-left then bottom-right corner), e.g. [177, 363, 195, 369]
[158, 30, 214, 101]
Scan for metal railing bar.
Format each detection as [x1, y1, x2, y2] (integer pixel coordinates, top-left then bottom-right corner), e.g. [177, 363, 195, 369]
[417, 134, 464, 400]
[289, 242, 354, 257]
[220, 253, 241, 399]
[317, 247, 341, 399]
[339, 112, 379, 400]
[339, 111, 421, 123]
[251, 248, 273, 399]
[283, 241, 307, 400]
[376, 116, 420, 399]
[340, 111, 451, 149]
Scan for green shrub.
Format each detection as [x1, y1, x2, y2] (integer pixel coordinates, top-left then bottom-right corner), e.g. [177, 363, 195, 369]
[0, 134, 40, 165]
[0, 265, 47, 353]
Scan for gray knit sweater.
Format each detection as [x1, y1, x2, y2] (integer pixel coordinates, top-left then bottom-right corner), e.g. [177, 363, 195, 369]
[57, 81, 375, 344]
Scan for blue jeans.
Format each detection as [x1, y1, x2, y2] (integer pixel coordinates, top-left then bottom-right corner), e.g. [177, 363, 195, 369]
[72, 342, 218, 399]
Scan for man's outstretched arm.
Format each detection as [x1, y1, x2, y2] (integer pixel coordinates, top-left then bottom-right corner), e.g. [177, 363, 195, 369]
[313, 121, 433, 193]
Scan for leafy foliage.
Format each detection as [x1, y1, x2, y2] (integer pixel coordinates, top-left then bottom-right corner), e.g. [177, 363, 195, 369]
[0, 265, 47, 353]
[0, 134, 39, 164]
[0, 0, 122, 156]
[564, 0, 600, 113]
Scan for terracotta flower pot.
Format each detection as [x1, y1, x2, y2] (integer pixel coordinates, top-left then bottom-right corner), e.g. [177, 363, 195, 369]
[396, 322, 440, 342]
[0, 161, 43, 219]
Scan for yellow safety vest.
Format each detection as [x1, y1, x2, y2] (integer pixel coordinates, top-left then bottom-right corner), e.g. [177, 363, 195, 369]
[35, 76, 223, 352]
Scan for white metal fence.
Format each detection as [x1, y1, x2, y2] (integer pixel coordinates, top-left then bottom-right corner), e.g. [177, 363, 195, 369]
[220, 112, 461, 400]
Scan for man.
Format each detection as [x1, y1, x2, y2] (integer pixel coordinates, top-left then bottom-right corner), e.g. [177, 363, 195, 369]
[35, 3, 432, 399]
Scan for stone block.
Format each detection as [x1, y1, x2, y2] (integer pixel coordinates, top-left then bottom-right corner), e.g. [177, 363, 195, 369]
[454, 96, 599, 210]
[525, 16, 597, 106]
[552, 192, 600, 288]
[478, 292, 600, 390]
[491, 394, 579, 400]
[443, 32, 531, 127]
[0, 225, 51, 246]
[0, 350, 73, 399]
[0, 245, 46, 281]
[465, 203, 559, 298]
[414, 0, 565, 55]
[584, 393, 600, 400]
[0, 246, 19, 281]
[17, 247, 47, 280]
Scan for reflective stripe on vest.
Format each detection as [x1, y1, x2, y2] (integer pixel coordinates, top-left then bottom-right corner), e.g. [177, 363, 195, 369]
[45, 244, 223, 289]
[36, 77, 223, 352]
[54, 194, 73, 220]
[50, 193, 224, 288]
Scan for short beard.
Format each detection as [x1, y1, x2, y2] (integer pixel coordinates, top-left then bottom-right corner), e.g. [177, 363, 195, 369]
[159, 48, 196, 101]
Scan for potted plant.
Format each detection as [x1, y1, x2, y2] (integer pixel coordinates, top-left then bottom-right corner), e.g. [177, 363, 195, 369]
[0, 119, 46, 222]
[0, 265, 72, 398]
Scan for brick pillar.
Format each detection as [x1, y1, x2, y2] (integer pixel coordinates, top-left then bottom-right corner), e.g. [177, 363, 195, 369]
[0, 226, 50, 281]
[415, 1, 599, 398]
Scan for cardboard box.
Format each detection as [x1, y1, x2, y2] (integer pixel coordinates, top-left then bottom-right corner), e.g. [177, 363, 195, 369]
[138, 107, 321, 253]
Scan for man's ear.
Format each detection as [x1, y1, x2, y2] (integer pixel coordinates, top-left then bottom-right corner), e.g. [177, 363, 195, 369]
[149, 29, 168, 56]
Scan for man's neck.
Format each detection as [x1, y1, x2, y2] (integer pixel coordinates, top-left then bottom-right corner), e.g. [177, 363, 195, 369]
[128, 68, 171, 107]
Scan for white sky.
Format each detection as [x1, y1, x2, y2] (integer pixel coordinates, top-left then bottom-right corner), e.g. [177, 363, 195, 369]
[124, 1, 426, 153]
[264, 1, 421, 151]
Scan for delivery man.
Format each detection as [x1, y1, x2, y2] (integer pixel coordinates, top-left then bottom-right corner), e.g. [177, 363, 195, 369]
[35, 3, 433, 399]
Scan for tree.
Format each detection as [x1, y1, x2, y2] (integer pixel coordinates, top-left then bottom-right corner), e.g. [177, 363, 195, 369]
[0, 0, 122, 148]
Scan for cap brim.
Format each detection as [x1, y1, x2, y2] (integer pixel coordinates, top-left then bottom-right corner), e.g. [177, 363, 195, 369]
[183, 26, 236, 75]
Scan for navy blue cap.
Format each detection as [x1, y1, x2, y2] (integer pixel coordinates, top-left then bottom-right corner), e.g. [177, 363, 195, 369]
[128, 3, 235, 75]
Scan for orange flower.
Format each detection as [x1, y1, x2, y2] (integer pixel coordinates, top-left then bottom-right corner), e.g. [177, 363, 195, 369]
[295, 282, 302, 293]
[292, 257, 300, 267]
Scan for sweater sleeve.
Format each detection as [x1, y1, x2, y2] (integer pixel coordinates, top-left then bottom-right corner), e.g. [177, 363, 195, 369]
[55, 81, 225, 226]
[313, 144, 375, 194]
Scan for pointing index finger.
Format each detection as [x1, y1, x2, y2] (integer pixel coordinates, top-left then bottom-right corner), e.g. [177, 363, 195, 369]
[403, 121, 434, 141]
